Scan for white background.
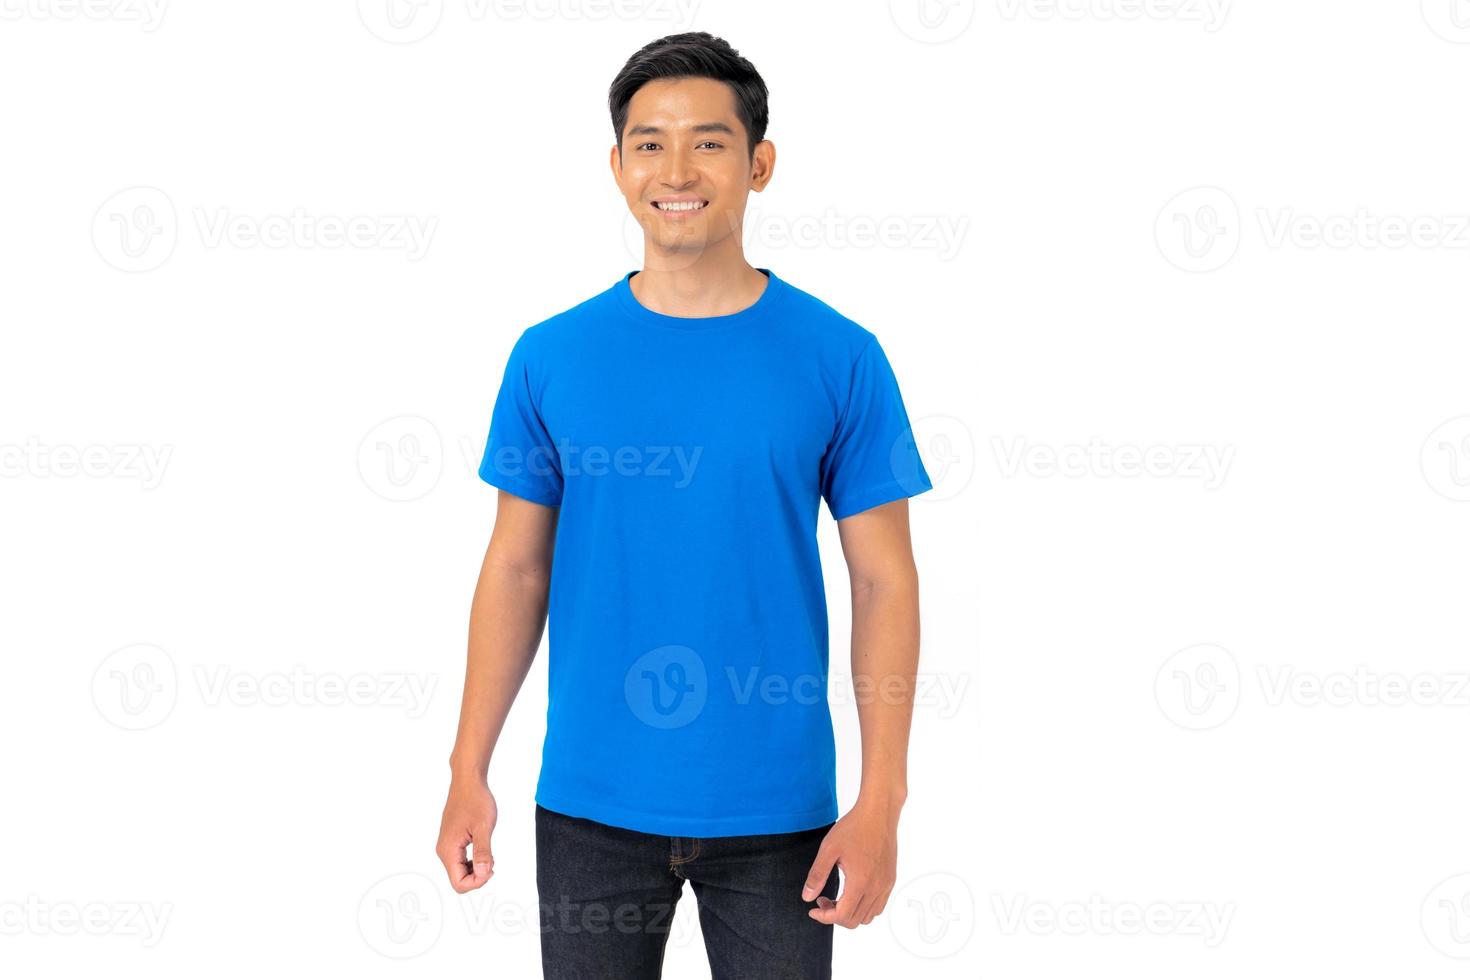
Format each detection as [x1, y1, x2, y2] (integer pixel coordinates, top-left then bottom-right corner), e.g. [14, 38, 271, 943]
[3, 1, 1470, 977]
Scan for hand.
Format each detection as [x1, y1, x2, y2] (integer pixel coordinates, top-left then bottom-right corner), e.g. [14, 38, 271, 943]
[436, 778, 498, 892]
[801, 796, 901, 928]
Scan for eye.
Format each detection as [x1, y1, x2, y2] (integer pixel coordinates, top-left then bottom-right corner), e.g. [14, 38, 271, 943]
[636, 142, 660, 151]
[698, 141, 723, 150]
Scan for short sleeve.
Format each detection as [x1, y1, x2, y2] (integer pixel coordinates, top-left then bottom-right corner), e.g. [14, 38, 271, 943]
[820, 336, 932, 521]
[477, 330, 563, 507]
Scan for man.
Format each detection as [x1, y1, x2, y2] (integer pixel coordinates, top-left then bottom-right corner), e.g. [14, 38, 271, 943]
[436, 31, 932, 979]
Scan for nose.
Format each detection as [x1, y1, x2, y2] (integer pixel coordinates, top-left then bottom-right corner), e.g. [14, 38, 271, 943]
[660, 145, 697, 189]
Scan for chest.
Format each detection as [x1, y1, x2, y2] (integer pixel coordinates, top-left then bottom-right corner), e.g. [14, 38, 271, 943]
[537, 336, 839, 483]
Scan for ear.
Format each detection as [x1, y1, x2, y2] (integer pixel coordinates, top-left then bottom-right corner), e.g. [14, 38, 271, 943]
[750, 140, 776, 192]
[609, 143, 623, 190]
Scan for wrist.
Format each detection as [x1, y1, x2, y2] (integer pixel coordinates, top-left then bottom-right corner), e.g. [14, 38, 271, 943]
[448, 754, 489, 784]
[856, 783, 907, 816]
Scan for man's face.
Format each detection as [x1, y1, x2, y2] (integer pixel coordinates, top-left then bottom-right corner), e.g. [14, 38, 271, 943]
[612, 76, 773, 258]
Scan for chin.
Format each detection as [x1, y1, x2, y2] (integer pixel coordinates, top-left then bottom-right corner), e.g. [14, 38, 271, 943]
[651, 229, 709, 251]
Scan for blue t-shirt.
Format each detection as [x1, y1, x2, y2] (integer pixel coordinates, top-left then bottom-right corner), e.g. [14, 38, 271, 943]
[478, 267, 931, 837]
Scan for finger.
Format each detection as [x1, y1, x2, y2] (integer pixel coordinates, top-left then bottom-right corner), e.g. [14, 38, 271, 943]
[852, 887, 880, 926]
[836, 882, 868, 928]
[809, 878, 865, 928]
[801, 840, 839, 902]
[808, 896, 859, 927]
[862, 884, 894, 925]
[447, 858, 474, 892]
[437, 830, 473, 889]
[470, 820, 495, 883]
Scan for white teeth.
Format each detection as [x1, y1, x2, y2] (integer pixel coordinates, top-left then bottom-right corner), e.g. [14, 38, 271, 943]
[654, 200, 707, 211]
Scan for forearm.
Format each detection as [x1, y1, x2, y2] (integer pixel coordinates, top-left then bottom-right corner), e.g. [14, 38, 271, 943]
[448, 554, 550, 781]
[849, 566, 919, 813]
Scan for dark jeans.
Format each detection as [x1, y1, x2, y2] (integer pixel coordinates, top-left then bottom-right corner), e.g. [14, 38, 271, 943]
[535, 804, 840, 979]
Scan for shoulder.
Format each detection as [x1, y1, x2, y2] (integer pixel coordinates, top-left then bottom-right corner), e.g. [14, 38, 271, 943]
[772, 274, 879, 361]
[508, 282, 619, 359]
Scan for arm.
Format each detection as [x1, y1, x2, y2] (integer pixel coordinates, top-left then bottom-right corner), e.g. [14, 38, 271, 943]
[436, 491, 558, 892]
[803, 497, 920, 928]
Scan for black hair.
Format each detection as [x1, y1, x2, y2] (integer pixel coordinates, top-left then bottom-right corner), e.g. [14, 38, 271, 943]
[608, 32, 769, 159]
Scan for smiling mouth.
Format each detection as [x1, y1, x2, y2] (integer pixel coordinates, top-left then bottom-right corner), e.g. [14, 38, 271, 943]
[652, 200, 709, 212]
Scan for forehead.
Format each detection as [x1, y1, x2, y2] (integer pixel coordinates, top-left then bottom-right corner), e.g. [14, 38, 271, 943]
[624, 77, 742, 131]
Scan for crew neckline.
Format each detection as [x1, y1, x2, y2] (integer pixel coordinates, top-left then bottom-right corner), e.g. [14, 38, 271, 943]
[613, 267, 784, 330]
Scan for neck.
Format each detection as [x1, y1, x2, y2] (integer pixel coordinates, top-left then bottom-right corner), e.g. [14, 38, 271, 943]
[632, 240, 768, 318]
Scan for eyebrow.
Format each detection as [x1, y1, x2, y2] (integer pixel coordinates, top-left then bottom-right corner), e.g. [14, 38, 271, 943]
[624, 121, 737, 139]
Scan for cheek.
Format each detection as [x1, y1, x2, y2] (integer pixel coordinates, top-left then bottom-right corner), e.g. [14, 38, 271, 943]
[619, 164, 651, 192]
[709, 171, 747, 201]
